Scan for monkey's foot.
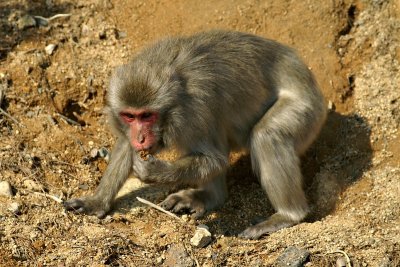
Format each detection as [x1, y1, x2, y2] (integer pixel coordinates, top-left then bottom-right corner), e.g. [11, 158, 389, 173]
[238, 213, 298, 239]
[64, 196, 110, 219]
[160, 189, 223, 219]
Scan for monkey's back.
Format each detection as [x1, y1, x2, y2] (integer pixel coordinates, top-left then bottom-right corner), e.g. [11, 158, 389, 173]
[128, 31, 325, 149]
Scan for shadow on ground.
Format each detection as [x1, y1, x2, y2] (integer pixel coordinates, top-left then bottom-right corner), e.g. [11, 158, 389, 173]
[110, 110, 372, 237]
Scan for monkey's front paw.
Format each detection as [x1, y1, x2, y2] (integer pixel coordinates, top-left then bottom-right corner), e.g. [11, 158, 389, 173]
[160, 189, 222, 219]
[64, 196, 110, 218]
[238, 213, 297, 239]
[238, 225, 266, 240]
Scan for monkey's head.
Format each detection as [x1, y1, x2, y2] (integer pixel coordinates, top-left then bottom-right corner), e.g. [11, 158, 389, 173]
[106, 59, 185, 153]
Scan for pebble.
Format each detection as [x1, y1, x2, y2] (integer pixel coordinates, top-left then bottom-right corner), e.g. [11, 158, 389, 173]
[90, 148, 99, 158]
[98, 147, 109, 158]
[0, 181, 13, 197]
[181, 214, 190, 222]
[336, 256, 347, 267]
[274, 246, 310, 267]
[328, 100, 336, 111]
[45, 44, 57, 55]
[190, 224, 212, 248]
[8, 202, 21, 214]
[117, 31, 127, 39]
[164, 244, 193, 267]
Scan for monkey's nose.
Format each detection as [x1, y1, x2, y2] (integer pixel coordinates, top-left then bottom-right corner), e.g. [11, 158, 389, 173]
[138, 134, 145, 144]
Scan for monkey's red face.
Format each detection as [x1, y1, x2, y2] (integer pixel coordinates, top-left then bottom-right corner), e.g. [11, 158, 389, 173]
[119, 109, 159, 151]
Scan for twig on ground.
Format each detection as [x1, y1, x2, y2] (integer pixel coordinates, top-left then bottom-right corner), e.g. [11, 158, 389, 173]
[327, 250, 352, 267]
[33, 191, 63, 203]
[34, 14, 72, 26]
[0, 107, 25, 127]
[56, 113, 81, 126]
[50, 160, 81, 168]
[136, 197, 184, 222]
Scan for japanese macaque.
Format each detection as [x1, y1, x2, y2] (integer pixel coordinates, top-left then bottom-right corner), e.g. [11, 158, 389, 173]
[64, 30, 326, 239]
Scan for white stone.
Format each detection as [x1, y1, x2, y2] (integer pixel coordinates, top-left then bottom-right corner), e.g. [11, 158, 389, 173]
[45, 44, 57, 55]
[8, 202, 20, 214]
[0, 181, 13, 197]
[190, 225, 212, 248]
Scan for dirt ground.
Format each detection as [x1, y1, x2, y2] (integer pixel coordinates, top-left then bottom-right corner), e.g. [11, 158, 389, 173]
[0, 0, 399, 266]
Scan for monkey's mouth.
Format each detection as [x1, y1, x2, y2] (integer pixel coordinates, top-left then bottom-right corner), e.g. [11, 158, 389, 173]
[139, 150, 151, 160]
[138, 144, 158, 155]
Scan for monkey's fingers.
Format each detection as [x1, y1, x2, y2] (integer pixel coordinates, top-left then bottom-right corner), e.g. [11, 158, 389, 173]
[63, 198, 85, 210]
[63, 198, 108, 218]
[160, 191, 207, 219]
[238, 214, 296, 239]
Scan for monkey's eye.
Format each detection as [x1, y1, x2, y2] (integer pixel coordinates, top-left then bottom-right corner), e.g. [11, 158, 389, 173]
[120, 112, 136, 122]
[141, 112, 153, 120]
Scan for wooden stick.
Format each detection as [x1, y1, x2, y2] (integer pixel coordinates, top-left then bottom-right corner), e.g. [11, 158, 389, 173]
[136, 197, 184, 222]
[0, 107, 24, 127]
[34, 192, 63, 203]
[56, 113, 81, 126]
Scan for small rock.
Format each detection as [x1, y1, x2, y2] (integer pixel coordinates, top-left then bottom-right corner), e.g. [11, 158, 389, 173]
[98, 147, 109, 159]
[181, 214, 190, 222]
[81, 24, 91, 36]
[328, 100, 336, 111]
[45, 44, 57, 55]
[8, 202, 21, 214]
[190, 224, 212, 248]
[90, 148, 99, 158]
[26, 111, 35, 118]
[23, 179, 44, 192]
[17, 14, 36, 30]
[156, 256, 164, 264]
[275, 246, 310, 267]
[0, 181, 13, 197]
[336, 256, 347, 267]
[164, 244, 193, 267]
[117, 31, 127, 39]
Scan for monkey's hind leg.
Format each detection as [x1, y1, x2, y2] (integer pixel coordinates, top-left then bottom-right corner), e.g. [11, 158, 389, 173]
[160, 172, 228, 219]
[239, 95, 319, 239]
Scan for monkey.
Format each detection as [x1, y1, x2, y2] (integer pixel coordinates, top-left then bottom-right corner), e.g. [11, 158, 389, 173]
[64, 30, 327, 239]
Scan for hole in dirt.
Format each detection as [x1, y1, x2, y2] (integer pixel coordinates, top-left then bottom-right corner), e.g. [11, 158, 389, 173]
[338, 4, 357, 36]
[57, 99, 86, 126]
[340, 74, 356, 102]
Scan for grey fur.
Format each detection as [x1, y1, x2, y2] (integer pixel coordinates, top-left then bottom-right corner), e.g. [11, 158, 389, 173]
[65, 30, 326, 239]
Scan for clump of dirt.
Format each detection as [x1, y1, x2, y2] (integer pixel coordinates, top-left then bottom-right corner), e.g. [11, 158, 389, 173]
[0, 0, 399, 266]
